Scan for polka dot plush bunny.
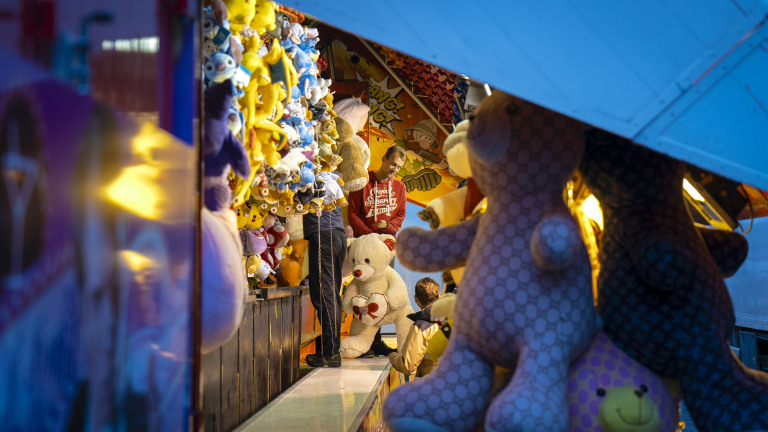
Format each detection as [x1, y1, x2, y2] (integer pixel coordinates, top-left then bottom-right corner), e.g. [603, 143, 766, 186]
[383, 92, 597, 432]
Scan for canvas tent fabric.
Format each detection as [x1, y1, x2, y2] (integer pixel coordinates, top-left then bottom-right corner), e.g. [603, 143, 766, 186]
[281, 0, 768, 193]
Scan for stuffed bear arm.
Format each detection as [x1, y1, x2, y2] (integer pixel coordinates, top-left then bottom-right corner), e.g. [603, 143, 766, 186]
[421, 187, 468, 229]
[395, 215, 481, 272]
[628, 227, 696, 291]
[341, 280, 359, 315]
[383, 268, 409, 310]
[696, 226, 748, 278]
[530, 211, 582, 271]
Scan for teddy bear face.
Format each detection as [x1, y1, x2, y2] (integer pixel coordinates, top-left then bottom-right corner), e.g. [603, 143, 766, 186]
[466, 92, 583, 198]
[348, 234, 396, 282]
[568, 332, 678, 432]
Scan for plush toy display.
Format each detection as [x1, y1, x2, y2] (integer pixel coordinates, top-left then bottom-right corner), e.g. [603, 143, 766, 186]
[568, 331, 680, 432]
[384, 92, 597, 432]
[577, 129, 767, 432]
[425, 293, 457, 362]
[340, 233, 415, 358]
[201, 207, 247, 354]
[335, 116, 371, 192]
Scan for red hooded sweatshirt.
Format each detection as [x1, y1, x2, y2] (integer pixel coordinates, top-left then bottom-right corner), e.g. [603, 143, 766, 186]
[348, 171, 407, 236]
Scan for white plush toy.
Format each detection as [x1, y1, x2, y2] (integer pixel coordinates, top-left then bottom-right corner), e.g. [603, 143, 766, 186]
[340, 233, 414, 358]
[201, 207, 247, 354]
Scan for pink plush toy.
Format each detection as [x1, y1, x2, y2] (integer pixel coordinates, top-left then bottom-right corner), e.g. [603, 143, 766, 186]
[384, 91, 596, 431]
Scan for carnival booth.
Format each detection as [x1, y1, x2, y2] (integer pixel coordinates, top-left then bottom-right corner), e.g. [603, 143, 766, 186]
[3, 0, 768, 431]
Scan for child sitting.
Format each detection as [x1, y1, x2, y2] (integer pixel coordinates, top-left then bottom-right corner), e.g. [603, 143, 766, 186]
[388, 277, 441, 377]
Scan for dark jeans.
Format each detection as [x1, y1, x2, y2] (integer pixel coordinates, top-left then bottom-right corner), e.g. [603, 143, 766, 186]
[307, 229, 347, 357]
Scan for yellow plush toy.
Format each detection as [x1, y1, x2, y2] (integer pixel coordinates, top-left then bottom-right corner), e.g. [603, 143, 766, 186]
[252, 119, 287, 167]
[425, 293, 456, 360]
[244, 203, 268, 229]
[235, 205, 250, 229]
[223, 0, 255, 33]
[250, 0, 277, 35]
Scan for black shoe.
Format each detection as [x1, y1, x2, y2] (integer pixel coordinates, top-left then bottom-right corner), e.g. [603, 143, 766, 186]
[306, 353, 341, 368]
[327, 354, 341, 367]
[357, 349, 375, 359]
[371, 339, 396, 356]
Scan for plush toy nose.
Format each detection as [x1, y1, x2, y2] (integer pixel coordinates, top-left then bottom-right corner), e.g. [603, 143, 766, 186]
[354, 270, 362, 277]
[217, 63, 226, 72]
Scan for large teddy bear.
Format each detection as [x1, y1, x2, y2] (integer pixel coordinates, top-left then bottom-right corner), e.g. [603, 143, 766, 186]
[577, 130, 768, 432]
[340, 233, 414, 358]
[384, 92, 597, 431]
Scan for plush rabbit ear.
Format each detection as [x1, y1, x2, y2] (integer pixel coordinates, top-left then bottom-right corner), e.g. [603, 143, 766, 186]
[466, 92, 517, 165]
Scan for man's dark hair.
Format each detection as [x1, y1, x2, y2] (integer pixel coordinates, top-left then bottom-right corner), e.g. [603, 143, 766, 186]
[415, 277, 440, 306]
[384, 145, 406, 161]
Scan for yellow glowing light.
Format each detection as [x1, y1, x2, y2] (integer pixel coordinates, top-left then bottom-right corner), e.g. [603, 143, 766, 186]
[119, 250, 155, 273]
[683, 179, 705, 201]
[105, 165, 164, 220]
[582, 194, 604, 230]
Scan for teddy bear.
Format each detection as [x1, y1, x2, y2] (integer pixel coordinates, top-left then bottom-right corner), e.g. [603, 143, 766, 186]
[383, 91, 597, 432]
[567, 331, 681, 432]
[340, 233, 415, 358]
[577, 129, 767, 432]
[335, 116, 371, 192]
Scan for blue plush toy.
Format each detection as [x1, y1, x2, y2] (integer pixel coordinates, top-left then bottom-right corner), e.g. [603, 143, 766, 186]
[204, 79, 250, 210]
[204, 51, 237, 85]
[578, 129, 767, 432]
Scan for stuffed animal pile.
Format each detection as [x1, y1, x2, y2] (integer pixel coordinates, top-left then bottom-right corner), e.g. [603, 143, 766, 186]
[202, 1, 349, 289]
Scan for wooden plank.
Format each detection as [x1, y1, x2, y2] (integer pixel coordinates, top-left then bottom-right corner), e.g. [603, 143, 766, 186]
[239, 303, 256, 423]
[202, 349, 221, 432]
[220, 327, 240, 431]
[281, 297, 293, 392]
[268, 299, 282, 401]
[293, 294, 301, 383]
[253, 300, 270, 412]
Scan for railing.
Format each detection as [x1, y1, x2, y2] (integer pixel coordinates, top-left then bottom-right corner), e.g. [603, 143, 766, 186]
[202, 286, 307, 432]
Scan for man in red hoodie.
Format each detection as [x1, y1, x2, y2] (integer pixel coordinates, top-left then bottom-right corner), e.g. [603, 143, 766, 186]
[347, 145, 407, 357]
[348, 145, 407, 237]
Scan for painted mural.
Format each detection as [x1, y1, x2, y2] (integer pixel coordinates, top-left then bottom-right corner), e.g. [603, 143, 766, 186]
[330, 39, 463, 207]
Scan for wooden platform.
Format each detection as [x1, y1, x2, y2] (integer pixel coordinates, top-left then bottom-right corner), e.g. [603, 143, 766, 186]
[234, 357, 396, 432]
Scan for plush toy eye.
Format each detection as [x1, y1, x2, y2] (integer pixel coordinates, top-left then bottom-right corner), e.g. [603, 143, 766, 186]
[468, 114, 475, 121]
[596, 388, 606, 397]
[365, 258, 370, 264]
[640, 385, 648, 393]
[206, 64, 213, 71]
[227, 58, 234, 66]
[352, 258, 355, 263]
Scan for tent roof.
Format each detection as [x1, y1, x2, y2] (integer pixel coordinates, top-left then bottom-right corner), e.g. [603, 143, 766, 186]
[282, 0, 768, 192]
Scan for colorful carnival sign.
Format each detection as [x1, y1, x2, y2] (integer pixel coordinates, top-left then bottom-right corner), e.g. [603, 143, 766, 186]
[329, 39, 463, 207]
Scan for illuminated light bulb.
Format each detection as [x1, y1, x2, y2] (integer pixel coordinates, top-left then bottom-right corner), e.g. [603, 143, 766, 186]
[582, 194, 603, 230]
[683, 179, 705, 201]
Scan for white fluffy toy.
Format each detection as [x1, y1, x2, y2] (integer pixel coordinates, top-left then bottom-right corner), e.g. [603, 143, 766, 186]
[340, 233, 414, 358]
